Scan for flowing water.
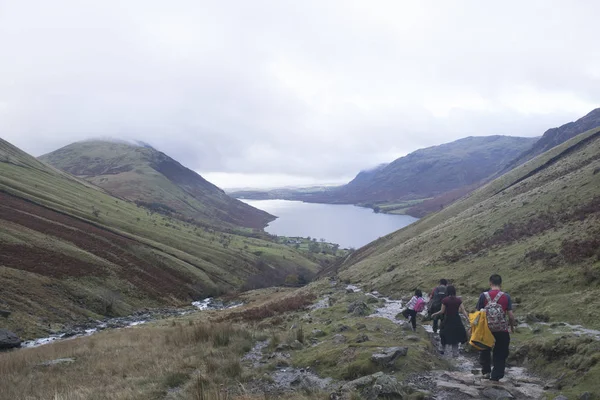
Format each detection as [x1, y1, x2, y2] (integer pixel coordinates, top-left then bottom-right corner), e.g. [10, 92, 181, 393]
[21, 297, 242, 348]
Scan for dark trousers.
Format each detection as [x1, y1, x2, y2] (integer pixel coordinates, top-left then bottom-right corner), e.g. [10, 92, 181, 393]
[429, 304, 442, 333]
[433, 315, 443, 333]
[402, 309, 417, 330]
[480, 331, 510, 380]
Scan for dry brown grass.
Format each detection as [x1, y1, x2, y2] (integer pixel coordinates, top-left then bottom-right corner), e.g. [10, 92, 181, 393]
[222, 292, 316, 322]
[0, 320, 258, 400]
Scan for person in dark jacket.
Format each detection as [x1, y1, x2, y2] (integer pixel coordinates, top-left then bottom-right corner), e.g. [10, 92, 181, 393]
[428, 279, 448, 333]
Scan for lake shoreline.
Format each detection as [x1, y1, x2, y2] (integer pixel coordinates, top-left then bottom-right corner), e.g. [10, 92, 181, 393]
[241, 199, 417, 249]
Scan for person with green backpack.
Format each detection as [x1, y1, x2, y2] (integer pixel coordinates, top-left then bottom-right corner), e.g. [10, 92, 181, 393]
[476, 274, 516, 381]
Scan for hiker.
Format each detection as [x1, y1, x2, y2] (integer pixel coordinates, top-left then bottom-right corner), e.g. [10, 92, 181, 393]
[428, 279, 448, 333]
[476, 274, 515, 381]
[431, 285, 469, 357]
[402, 289, 425, 331]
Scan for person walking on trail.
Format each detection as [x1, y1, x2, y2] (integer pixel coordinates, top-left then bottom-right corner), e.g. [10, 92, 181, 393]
[428, 279, 448, 333]
[431, 285, 469, 357]
[402, 289, 425, 331]
[476, 274, 516, 381]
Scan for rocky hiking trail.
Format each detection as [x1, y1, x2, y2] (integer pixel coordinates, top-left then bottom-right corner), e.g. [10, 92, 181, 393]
[238, 281, 557, 399]
[365, 285, 548, 399]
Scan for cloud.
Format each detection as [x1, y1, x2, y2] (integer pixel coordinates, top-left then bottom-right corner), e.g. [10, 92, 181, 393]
[1, 0, 599, 187]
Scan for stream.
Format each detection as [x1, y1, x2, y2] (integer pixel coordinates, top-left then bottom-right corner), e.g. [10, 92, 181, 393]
[21, 297, 242, 348]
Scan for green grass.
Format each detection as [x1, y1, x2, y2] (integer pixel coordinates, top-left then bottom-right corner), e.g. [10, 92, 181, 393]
[339, 127, 600, 327]
[0, 138, 322, 337]
[335, 127, 600, 397]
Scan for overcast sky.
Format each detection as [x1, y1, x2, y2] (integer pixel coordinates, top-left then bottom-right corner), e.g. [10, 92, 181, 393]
[1, 1, 599, 188]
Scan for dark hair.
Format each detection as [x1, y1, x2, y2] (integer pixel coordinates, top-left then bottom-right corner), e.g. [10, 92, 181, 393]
[415, 289, 423, 297]
[489, 274, 502, 286]
[440, 279, 448, 286]
[447, 285, 457, 296]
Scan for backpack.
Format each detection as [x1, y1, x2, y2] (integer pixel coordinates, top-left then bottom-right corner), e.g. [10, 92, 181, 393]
[414, 298, 426, 312]
[484, 291, 508, 332]
[431, 286, 448, 309]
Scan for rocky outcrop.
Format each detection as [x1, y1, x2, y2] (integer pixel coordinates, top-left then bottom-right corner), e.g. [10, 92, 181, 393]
[0, 329, 21, 349]
[338, 372, 406, 400]
[370, 347, 408, 367]
[347, 301, 370, 316]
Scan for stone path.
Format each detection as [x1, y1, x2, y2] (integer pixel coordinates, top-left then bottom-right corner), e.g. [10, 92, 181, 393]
[367, 289, 548, 399]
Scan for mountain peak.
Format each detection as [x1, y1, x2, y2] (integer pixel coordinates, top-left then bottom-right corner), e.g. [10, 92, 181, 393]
[39, 140, 274, 229]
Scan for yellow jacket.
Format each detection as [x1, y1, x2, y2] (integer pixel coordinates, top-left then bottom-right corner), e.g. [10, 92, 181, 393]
[469, 311, 495, 350]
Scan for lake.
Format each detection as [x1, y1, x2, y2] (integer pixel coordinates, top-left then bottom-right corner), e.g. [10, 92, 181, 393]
[241, 199, 418, 249]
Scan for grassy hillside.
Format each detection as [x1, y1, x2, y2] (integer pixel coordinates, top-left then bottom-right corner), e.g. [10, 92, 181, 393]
[39, 140, 274, 229]
[0, 138, 320, 338]
[337, 127, 600, 328]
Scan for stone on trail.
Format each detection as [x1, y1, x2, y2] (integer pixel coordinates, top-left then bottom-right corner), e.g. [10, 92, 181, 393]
[290, 340, 303, 350]
[482, 387, 514, 399]
[436, 380, 480, 397]
[332, 334, 347, 344]
[354, 334, 369, 343]
[370, 347, 408, 367]
[290, 374, 330, 392]
[341, 372, 384, 392]
[275, 343, 291, 352]
[405, 335, 420, 342]
[348, 301, 370, 316]
[363, 374, 406, 400]
[0, 329, 21, 349]
[553, 396, 568, 400]
[311, 329, 326, 338]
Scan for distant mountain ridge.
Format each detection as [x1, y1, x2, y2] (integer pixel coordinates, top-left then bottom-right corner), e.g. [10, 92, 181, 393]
[40, 141, 274, 229]
[504, 108, 600, 171]
[335, 135, 538, 204]
[231, 135, 538, 215]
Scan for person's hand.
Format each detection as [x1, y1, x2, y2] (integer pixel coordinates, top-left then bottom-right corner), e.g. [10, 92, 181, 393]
[510, 325, 515, 333]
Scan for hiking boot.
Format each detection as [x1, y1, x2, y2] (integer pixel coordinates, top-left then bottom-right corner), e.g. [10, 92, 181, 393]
[482, 373, 491, 379]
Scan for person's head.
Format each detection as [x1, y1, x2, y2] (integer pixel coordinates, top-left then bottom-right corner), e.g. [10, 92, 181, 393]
[415, 289, 423, 298]
[447, 285, 457, 296]
[439, 279, 448, 286]
[489, 274, 502, 288]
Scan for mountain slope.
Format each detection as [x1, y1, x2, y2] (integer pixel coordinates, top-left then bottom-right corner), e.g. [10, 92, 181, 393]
[231, 136, 537, 213]
[336, 126, 600, 327]
[334, 135, 538, 204]
[0, 138, 319, 338]
[39, 140, 274, 229]
[504, 108, 600, 171]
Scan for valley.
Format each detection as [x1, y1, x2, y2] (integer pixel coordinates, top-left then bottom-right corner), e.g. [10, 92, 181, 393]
[0, 139, 324, 339]
[1, 111, 600, 399]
